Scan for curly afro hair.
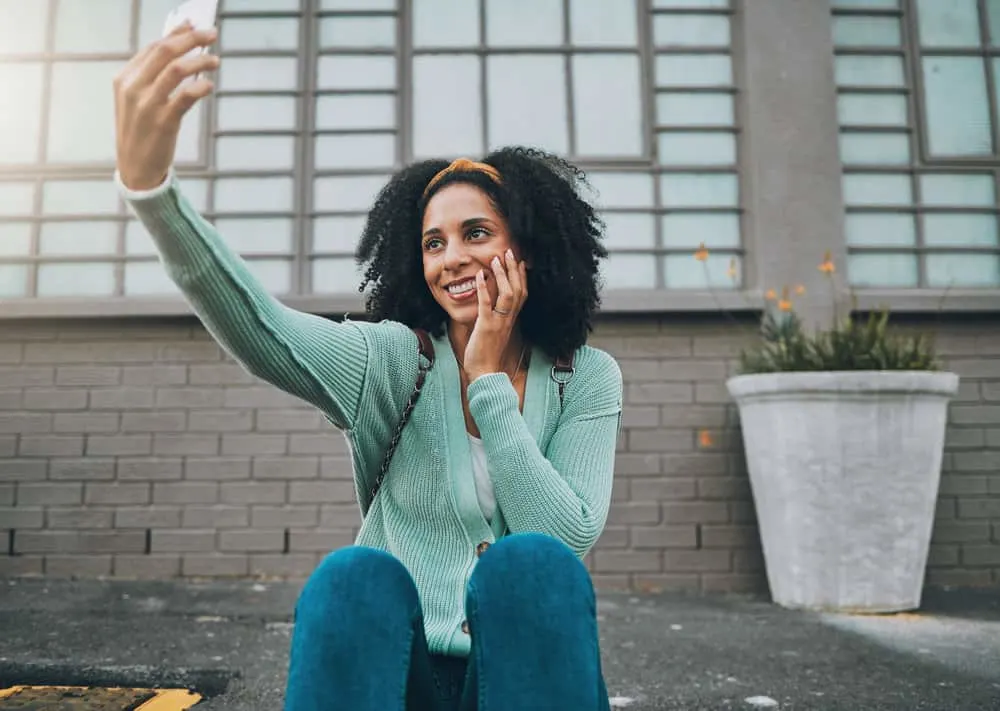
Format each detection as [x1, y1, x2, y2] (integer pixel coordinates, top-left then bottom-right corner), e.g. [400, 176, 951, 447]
[355, 146, 608, 361]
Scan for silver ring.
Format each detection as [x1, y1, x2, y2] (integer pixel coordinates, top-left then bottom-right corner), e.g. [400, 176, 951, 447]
[493, 307, 511, 316]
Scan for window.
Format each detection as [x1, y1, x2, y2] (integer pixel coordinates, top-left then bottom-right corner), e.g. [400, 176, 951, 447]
[0, 0, 742, 306]
[831, 0, 1000, 288]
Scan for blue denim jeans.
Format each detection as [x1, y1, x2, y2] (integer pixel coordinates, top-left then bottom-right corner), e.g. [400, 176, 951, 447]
[284, 532, 611, 711]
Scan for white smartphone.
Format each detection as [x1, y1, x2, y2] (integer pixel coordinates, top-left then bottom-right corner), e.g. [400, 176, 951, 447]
[163, 0, 220, 78]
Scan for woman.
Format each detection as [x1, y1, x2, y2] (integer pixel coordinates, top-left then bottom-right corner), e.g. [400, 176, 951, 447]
[113, 23, 622, 711]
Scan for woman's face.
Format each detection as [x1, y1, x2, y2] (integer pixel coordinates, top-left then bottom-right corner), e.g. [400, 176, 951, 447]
[421, 182, 522, 328]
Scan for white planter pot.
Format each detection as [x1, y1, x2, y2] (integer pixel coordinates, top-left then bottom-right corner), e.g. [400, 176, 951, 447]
[726, 371, 959, 613]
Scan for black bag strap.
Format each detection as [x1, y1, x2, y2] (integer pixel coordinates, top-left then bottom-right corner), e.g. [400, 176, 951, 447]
[364, 328, 435, 514]
[551, 352, 575, 408]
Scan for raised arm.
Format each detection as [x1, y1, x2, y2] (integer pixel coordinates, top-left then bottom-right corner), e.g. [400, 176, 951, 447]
[112, 24, 370, 429]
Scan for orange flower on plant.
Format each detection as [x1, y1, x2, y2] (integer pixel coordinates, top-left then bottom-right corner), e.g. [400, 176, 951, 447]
[795, 284, 806, 295]
[698, 429, 714, 448]
[694, 243, 709, 262]
[818, 251, 836, 274]
[765, 288, 777, 301]
[778, 286, 792, 312]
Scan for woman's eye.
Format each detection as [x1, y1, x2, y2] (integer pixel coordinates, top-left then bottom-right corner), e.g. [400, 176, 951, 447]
[467, 227, 489, 240]
[424, 238, 442, 250]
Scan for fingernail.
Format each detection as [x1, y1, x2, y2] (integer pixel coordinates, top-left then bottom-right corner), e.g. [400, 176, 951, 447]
[506, 249, 514, 259]
[493, 256, 501, 266]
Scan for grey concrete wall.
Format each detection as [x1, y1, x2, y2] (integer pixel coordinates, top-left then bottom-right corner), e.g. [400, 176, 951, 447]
[0, 316, 997, 591]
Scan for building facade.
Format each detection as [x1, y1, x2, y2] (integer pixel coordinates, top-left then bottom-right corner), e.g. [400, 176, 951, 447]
[0, 0, 997, 590]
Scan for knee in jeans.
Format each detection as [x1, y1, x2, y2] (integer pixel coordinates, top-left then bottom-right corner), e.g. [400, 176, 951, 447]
[297, 546, 418, 619]
[470, 533, 593, 605]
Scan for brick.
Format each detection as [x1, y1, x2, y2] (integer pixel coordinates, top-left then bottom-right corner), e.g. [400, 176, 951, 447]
[627, 383, 692, 405]
[0, 507, 44, 529]
[221, 434, 288, 456]
[702, 574, 767, 594]
[26, 343, 157, 363]
[989, 476, 1000, 495]
[663, 501, 730, 524]
[619, 335, 692, 358]
[121, 412, 187, 433]
[115, 506, 182, 528]
[46, 508, 114, 529]
[0, 436, 14, 457]
[154, 482, 219, 505]
[151, 529, 217, 553]
[630, 478, 696, 501]
[611, 478, 629, 502]
[182, 505, 249, 529]
[0, 555, 43, 576]
[0, 389, 21, 409]
[984, 381, 1000, 401]
[962, 544, 1000, 566]
[85, 483, 151, 505]
[46, 555, 112, 577]
[614, 454, 661, 476]
[17, 531, 144, 553]
[254, 457, 319, 481]
[629, 429, 694, 452]
[0, 459, 48, 481]
[0, 484, 13, 505]
[927, 544, 959, 566]
[288, 481, 355, 504]
[256, 409, 324, 432]
[733, 549, 765, 572]
[607, 502, 660, 525]
[987, 428, 1000, 447]
[632, 524, 697, 549]
[693, 334, 750, 357]
[660, 360, 728, 381]
[319, 457, 354, 480]
[250, 553, 317, 577]
[53, 412, 119, 434]
[697, 477, 752, 500]
[0, 367, 52, 388]
[153, 434, 220, 456]
[621, 406, 659, 428]
[701, 524, 759, 548]
[188, 363, 257, 385]
[945, 428, 985, 449]
[593, 550, 661, 573]
[950, 405, 1000, 425]
[593, 526, 629, 548]
[155, 387, 225, 409]
[954, 380, 981, 403]
[932, 521, 991, 543]
[90, 387, 155, 410]
[957, 498, 1000, 519]
[185, 457, 251, 481]
[220, 481, 285, 505]
[252, 505, 319, 528]
[219, 529, 284, 553]
[288, 528, 354, 552]
[319, 504, 362, 529]
[938, 475, 988, 496]
[17, 483, 82, 506]
[87, 434, 152, 456]
[0, 342, 22, 362]
[188, 410, 253, 432]
[0, 413, 51, 434]
[182, 553, 249, 577]
[24, 388, 88, 410]
[632, 574, 700, 593]
[56, 366, 121, 386]
[617, 359, 660, 381]
[289, 434, 347, 456]
[114, 554, 181, 579]
[123, 365, 187, 386]
[660, 406, 728, 430]
[156, 342, 222, 362]
[118, 458, 183, 481]
[224, 386, 301, 409]
[730, 501, 758, 523]
[947, 359, 1000, 378]
[925, 568, 994, 587]
[20, 435, 84, 457]
[936, 497, 957, 520]
[49, 459, 115, 481]
[952, 451, 1000, 472]
[663, 549, 731, 572]
[694, 381, 730, 404]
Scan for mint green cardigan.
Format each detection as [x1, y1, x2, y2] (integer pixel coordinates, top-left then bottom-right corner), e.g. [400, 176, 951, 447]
[124, 173, 623, 657]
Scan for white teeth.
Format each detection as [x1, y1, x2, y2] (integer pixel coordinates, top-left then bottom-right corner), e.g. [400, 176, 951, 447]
[447, 281, 475, 295]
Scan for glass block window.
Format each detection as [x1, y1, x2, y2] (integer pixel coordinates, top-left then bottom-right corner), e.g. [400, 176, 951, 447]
[831, 0, 1000, 288]
[1, 0, 741, 303]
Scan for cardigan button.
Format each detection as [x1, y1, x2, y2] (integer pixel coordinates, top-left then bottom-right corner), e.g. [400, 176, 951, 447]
[476, 541, 490, 557]
[461, 620, 469, 634]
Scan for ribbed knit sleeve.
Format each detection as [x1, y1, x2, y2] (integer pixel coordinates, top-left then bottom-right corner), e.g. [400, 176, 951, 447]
[467, 349, 623, 557]
[121, 171, 368, 430]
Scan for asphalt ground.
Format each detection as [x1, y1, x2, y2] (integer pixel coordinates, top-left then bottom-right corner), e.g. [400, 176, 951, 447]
[1, 578, 998, 710]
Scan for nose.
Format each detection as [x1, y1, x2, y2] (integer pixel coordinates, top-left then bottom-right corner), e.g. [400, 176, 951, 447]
[442, 237, 469, 271]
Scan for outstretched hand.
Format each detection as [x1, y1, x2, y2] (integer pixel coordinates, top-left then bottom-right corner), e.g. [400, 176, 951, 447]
[462, 249, 529, 382]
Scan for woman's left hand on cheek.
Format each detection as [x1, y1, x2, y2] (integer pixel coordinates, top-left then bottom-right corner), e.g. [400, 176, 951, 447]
[462, 249, 528, 381]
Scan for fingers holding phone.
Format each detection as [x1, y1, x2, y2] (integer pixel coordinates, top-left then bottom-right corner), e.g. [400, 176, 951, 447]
[113, 1, 220, 191]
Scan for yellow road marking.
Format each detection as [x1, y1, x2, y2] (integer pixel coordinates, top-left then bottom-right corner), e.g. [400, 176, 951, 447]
[0, 685, 202, 709]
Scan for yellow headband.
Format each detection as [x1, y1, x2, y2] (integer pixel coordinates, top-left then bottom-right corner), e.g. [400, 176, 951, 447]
[422, 157, 503, 199]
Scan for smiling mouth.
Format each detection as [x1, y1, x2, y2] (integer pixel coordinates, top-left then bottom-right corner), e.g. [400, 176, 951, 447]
[445, 278, 477, 300]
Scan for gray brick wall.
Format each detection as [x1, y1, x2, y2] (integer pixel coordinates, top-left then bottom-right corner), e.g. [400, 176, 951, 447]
[0, 316, 997, 592]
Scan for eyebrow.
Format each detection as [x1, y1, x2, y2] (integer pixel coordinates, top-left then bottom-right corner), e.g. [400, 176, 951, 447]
[422, 217, 492, 238]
